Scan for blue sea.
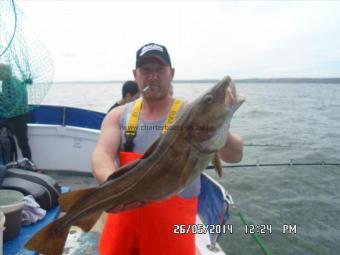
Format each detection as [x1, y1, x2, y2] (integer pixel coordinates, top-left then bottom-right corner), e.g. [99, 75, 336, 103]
[44, 81, 340, 255]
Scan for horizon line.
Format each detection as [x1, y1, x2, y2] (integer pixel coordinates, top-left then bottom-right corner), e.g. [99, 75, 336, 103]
[53, 77, 340, 84]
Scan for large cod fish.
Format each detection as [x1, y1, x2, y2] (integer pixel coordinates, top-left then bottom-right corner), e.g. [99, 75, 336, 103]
[25, 76, 244, 255]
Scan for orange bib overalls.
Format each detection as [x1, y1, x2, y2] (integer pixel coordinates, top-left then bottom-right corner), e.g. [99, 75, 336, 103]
[99, 99, 198, 255]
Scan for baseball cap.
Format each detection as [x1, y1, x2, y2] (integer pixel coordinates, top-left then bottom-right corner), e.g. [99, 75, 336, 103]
[136, 43, 172, 68]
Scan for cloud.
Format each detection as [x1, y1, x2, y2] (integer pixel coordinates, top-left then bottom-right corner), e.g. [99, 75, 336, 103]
[18, 1, 340, 81]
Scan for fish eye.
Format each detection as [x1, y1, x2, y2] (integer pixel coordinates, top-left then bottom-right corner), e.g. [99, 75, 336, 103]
[204, 94, 214, 104]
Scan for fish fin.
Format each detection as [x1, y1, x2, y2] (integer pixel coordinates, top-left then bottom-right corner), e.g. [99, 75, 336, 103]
[107, 200, 147, 213]
[213, 153, 223, 178]
[73, 211, 102, 232]
[59, 187, 96, 212]
[25, 217, 70, 255]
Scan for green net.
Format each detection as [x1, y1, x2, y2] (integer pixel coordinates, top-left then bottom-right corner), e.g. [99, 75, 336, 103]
[0, 0, 54, 118]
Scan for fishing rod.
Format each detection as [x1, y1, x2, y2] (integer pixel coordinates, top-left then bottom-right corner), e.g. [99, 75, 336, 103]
[206, 161, 340, 169]
[243, 143, 327, 148]
[225, 195, 272, 255]
[244, 143, 292, 147]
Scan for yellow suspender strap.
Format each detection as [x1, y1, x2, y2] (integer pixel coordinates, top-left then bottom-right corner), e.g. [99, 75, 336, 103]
[162, 99, 183, 133]
[125, 98, 183, 137]
[126, 98, 142, 137]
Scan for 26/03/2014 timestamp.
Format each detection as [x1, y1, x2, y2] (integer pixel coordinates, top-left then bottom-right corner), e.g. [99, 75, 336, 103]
[173, 224, 234, 235]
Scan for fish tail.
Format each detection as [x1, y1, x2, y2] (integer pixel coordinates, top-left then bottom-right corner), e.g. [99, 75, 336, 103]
[25, 217, 70, 255]
[58, 187, 96, 212]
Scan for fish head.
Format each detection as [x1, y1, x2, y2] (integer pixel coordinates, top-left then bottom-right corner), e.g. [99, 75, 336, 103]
[178, 76, 236, 152]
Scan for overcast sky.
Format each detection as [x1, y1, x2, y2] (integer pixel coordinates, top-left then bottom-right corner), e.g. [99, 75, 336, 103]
[16, 0, 340, 82]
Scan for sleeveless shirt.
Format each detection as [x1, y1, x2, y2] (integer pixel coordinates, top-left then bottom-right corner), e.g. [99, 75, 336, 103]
[119, 100, 200, 198]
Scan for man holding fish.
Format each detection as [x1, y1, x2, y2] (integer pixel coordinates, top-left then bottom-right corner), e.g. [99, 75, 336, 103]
[25, 43, 244, 255]
[92, 43, 244, 255]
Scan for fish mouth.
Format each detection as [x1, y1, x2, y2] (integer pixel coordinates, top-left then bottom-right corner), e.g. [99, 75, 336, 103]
[212, 76, 230, 104]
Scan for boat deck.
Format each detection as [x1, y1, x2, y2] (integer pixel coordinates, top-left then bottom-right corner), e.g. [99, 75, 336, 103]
[49, 171, 101, 254]
[63, 218, 104, 255]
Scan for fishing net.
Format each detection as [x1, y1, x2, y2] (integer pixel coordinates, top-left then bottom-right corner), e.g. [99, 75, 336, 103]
[0, 0, 53, 118]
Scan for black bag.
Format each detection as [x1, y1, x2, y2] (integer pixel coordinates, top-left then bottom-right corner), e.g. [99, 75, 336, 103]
[1, 168, 61, 210]
[0, 126, 17, 165]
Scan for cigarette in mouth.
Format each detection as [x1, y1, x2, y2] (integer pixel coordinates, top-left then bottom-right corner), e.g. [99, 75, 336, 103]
[143, 85, 150, 92]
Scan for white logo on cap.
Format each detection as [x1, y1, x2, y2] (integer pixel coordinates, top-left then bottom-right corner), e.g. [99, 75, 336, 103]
[140, 44, 163, 56]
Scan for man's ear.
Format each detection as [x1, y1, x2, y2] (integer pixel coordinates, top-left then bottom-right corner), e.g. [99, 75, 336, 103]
[133, 69, 137, 79]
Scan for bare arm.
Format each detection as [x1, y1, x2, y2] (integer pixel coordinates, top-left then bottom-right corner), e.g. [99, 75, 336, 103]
[92, 106, 124, 183]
